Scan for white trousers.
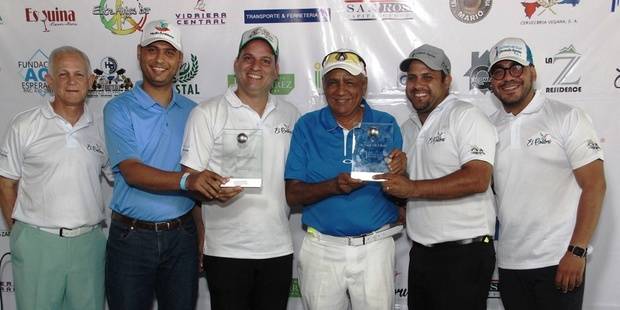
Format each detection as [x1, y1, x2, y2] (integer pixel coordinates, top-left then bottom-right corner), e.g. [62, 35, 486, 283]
[298, 233, 395, 310]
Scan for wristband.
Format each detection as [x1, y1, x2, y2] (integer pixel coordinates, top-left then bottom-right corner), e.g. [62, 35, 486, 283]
[179, 172, 190, 191]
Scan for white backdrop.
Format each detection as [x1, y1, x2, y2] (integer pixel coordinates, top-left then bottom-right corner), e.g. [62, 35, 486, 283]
[0, 1, 619, 309]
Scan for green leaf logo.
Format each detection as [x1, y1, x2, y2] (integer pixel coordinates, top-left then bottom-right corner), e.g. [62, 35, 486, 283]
[175, 54, 199, 83]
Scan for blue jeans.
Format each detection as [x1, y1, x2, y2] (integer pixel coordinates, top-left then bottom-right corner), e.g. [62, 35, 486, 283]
[105, 216, 199, 310]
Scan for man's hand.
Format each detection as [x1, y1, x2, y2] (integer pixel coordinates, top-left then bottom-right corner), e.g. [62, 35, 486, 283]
[386, 149, 407, 175]
[185, 170, 228, 200]
[555, 252, 586, 293]
[374, 173, 412, 199]
[216, 187, 243, 203]
[0, 176, 18, 231]
[335, 173, 365, 194]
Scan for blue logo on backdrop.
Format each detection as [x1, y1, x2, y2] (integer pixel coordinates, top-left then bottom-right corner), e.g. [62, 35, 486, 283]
[244, 8, 330, 24]
[18, 49, 49, 96]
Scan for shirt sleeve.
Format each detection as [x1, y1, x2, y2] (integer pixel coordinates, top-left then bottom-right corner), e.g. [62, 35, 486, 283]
[284, 118, 308, 182]
[562, 108, 604, 169]
[103, 100, 141, 168]
[0, 117, 25, 180]
[454, 105, 498, 166]
[180, 106, 214, 172]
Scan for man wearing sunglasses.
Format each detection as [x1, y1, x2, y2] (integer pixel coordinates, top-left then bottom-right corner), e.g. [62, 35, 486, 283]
[377, 44, 497, 310]
[488, 37, 606, 310]
[284, 49, 406, 309]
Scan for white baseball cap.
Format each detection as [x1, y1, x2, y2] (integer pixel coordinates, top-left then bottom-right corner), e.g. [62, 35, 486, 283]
[321, 49, 367, 77]
[239, 26, 279, 56]
[489, 37, 534, 68]
[140, 19, 182, 51]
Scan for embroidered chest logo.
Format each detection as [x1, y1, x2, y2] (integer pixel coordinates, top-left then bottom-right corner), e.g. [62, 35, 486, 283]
[586, 139, 601, 151]
[87, 143, 105, 155]
[470, 145, 486, 155]
[428, 131, 446, 144]
[274, 123, 292, 134]
[527, 133, 552, 146]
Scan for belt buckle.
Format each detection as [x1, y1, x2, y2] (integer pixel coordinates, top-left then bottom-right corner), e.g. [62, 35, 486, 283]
[59, 227, 70, 237]
[155, 221, 171, 232]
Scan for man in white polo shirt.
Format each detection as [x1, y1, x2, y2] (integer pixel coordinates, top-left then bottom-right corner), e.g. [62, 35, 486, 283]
[0, 46, 109, 310]
[488, 37, 606, 310]
[181, 27, 299, 310]
[378, 44, 497, 310]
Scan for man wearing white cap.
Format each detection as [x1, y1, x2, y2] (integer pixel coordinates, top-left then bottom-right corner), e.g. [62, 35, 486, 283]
[377, 44, 497, 310]
[104, 19, 225, 310]
[181, 26, 299, 310]
[285, 49, 406, 309]
[488, 37, 606, 310]
[0, 46, 109, 310]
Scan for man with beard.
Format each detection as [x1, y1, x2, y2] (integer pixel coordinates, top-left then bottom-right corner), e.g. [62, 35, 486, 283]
[488, 37, 605, 310]
[377, 44, 497, 310]
[104, 19, 224, 310]
[181, 27, 299, 310]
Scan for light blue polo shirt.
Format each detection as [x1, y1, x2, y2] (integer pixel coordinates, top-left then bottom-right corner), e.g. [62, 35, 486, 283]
[284, 100, 402, 236]
[104, 81, 196, 221]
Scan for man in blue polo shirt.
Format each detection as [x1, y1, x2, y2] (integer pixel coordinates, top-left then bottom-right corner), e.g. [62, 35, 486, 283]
[284, 49, 405, 310]
[104, 20, 227, 310]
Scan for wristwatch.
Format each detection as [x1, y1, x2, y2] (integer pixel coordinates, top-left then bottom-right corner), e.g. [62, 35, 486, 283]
[567, 245, 587, 258]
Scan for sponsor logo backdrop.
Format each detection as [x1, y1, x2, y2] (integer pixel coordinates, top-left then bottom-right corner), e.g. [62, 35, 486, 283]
[0, 1, 619, 309]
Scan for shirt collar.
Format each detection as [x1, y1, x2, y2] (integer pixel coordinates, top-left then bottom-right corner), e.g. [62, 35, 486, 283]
[496, 89, 543, 120]
[133, 81, 186, 110]
[224, 86, 278, 114]
[319, 98, 375, 132]
[42, 97, 93, 125]
[408, 93, 458, 126]
[517, 90, 544, 115]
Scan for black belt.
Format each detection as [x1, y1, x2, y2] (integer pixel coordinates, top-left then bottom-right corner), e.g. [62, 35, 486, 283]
[415, 235, 492, 248]
[111, 211, 192, 231]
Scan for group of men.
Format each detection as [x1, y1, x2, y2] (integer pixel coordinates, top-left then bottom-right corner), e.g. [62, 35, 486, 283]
[0, 18, 605, 310]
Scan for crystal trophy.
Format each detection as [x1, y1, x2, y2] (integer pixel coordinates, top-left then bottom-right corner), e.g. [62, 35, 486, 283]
[351, 123, 394, 181]
[220, 129, 262, 187]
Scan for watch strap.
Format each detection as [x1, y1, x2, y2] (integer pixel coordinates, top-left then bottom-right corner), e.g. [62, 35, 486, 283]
[568, 245, 587, 258]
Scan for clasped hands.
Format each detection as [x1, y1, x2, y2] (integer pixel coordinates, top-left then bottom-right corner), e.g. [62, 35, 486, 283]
[185, 170, 243, 202]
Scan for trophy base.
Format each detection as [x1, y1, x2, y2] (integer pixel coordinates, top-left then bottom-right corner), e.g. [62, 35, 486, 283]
[222, 178, 262, 188]
[351, 171, 386, 182]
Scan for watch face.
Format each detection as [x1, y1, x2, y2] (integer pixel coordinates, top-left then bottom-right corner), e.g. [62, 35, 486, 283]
[570, 246, 587, 257]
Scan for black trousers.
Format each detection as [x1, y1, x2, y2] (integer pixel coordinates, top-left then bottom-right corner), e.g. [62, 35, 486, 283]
[408, 240, 495, 310]
[204, 254, 293, 310]
[499, 266, 584, 310]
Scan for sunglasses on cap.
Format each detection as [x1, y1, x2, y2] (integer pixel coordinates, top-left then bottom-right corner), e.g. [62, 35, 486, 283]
[321, 51, 367, 69]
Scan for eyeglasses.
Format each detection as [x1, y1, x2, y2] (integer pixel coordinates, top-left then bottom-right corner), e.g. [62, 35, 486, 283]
[322, 51, 366, 69]
[490, 63, 527, 80]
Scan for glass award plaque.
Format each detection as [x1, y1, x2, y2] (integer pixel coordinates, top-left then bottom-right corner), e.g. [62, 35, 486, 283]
[220, 129, 262, 187]
[351, 123, 394, 181]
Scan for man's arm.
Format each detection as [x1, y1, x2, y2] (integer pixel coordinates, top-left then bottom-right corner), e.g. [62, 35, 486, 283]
[377, 159, 492, 200]
[119, 159, 227, 200]
[285, 173, 364, 207]
[191, 205, 205, 271]
[555, 159, 606, 292]
[0, 176, 18, 230]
